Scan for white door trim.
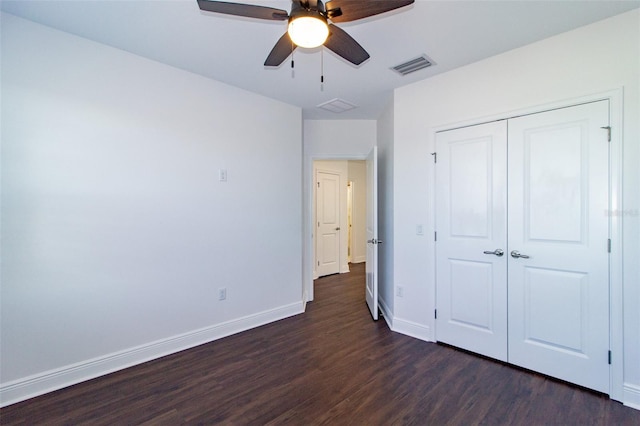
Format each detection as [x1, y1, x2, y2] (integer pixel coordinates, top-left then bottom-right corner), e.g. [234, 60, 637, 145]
[429, 88, 624, 402]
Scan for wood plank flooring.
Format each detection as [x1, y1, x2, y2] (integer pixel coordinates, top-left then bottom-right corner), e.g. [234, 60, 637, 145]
[1, 263, 639, 425]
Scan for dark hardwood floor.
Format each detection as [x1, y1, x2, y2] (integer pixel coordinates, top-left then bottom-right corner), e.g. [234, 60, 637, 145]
[2, 263, 639, 425]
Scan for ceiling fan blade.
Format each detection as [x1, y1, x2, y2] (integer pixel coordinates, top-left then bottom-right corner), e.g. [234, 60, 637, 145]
[325, 0, 414, 23]
[197, 0, 289, 20]
[264, 32, 297, 67]
[324, 24, 369, 65]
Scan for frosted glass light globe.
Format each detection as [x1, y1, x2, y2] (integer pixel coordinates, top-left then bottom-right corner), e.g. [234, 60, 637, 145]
[288, 16, 329, 48]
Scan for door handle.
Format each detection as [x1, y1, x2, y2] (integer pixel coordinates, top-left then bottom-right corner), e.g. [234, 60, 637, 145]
[483, 249, 504, 257]
[510, 250, 530, 259]
[335, 227, 340, 231]
[367, 239, 383, 244]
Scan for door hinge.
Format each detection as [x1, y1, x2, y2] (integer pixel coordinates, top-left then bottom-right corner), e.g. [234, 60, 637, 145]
[608, 350, 612, 364]
[317, 181, 320, 187]
[434, 231, 437, 242]
[431, 152, 437, 163]
[601, 126, 611, 142]
[317, 261, 320, 266]
[608, 239, 612, 253]
[434, 309, 437, 319]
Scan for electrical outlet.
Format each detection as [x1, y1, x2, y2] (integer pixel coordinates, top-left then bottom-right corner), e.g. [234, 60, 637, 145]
[219, 169, 227, 182]
[396, 286, 404, 298]
[218, 287, 227, 301]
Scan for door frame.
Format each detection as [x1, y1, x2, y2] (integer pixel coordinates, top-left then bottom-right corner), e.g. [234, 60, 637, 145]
[304, 154, 367, 304]
[429, 89, 623, 401]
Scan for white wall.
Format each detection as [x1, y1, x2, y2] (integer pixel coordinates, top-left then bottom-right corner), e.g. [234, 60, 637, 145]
[1, 13, 303, 405]
[347, 161, 366, 263]
[304, 121, 377, 158]
[303, 120, 376, 300]
[392, 10, 639, 407]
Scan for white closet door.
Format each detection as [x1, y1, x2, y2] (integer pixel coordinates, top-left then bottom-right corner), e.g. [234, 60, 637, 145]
[507, 100, 610, 393]
[435, 121, 508, 361]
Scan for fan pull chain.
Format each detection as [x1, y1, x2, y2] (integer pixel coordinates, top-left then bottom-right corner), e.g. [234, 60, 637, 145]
[320, 49, 324, 92]
[291, 40, 295, 79]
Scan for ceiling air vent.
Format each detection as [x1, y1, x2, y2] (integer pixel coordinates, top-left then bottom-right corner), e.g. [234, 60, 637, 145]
[317, 98, 358, 113]
[391, 54, 435, 76]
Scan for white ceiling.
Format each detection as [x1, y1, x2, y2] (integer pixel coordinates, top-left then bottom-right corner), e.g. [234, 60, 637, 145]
[2, 0, 639, 119]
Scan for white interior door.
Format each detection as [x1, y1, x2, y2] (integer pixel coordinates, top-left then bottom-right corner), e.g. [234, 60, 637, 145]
[316, 170, 341, 277]
[435, 121, 509, 361]
[507, 100, 610, 393]
[365, 147, 379, 320]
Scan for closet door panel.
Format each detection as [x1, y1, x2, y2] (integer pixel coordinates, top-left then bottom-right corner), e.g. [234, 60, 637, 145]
[507, 100, 610, 393]
[435, 121, 508, 362]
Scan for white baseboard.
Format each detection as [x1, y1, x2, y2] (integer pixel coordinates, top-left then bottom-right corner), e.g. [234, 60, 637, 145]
[379, 298, 393, 329]
[392, 317, 434, 342]
[352, 256, 366, 264]
[0, 301, 304, 408]
[377, 297, 433, 342]
[623, 383, 640, 411]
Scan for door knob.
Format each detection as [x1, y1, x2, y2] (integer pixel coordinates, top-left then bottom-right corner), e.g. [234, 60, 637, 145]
[483, 249, 504, 257]
[335, 227, 340, 231]
[510, 250, 530, 259]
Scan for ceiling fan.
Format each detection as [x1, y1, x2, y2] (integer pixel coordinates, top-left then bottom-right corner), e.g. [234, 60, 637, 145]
[197, 0, 415, 67]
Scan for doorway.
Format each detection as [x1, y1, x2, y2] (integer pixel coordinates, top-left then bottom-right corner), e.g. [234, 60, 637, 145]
[313, 160, 367, 279]
[309, 151, 379, 320]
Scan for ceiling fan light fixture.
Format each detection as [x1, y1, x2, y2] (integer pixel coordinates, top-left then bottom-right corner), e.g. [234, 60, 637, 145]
[288, 16, 329, 48]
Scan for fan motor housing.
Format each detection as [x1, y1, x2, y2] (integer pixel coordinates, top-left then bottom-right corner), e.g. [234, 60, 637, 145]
[289, 0, 326, 20]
